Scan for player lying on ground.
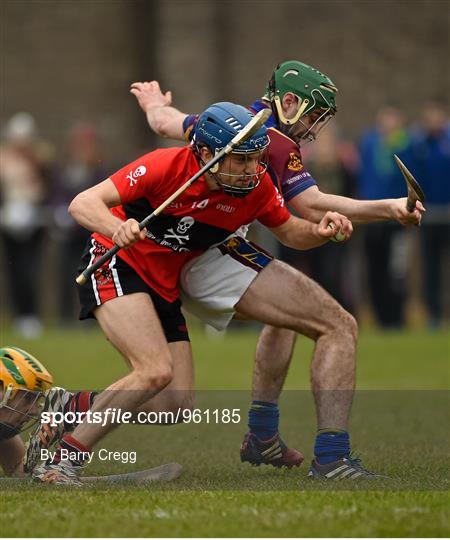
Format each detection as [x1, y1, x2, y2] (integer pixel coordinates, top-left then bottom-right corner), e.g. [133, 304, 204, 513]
[0, 348, 181, 483]
[0, 346, 52, 476]
[0, 346, 97, 477]
[130, 60, 425, 479]
[31, 102, 353, 485]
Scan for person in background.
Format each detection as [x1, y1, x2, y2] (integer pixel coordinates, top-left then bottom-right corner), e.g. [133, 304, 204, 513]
[52, 122, 108, 324]
[411, 100, 450, 328]
[279, 124, 358, 314]
[358, 105, 414, 328]
[0, 113, 54, 338]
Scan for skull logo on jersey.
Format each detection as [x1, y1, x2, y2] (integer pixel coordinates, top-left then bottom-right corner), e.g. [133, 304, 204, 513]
[176, 216, 195, 234]
[126, 165, 147, 186]
[163, 216, 195, 247]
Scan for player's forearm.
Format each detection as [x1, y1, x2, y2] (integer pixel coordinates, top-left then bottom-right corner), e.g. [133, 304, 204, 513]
[145, 106, 187, 140]
[294, 189, 396, 224]
[273, 219, 328, 250]
[0, 436, 25, 476]
[69, 192, 123, 239]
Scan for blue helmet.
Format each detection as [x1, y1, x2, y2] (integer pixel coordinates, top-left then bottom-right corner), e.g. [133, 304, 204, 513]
[193, 102, 270, 198]
[193, 102, 270, 154]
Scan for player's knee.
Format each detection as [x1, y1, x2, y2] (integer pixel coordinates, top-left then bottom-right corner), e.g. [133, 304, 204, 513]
[321, 298, 357, 337]
[340, 310, 358, 342]
[128, 349, 174, 390]
[313, 303, 358, 343]
[150, 367, 173, 391]
[133, 365, 173, 392]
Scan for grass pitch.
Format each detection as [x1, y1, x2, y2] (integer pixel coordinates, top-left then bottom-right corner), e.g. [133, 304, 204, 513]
[0, 325, 449, 537]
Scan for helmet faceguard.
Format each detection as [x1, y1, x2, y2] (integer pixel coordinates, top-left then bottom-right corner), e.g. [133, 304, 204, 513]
[0, 388, 44, 439]
[213, 153, 268, 198]
[193, 102, 270, 197]
[0, 346, 53, 439]
[266, 60, 338, 145]
[292, 105, 335, 146]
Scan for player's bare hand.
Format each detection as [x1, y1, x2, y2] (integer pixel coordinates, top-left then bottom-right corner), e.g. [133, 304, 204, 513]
[130, 81, 172, 112]
[391, 198, 425, 226]
[112, 219, 147, 248]
[317, 211, 353, 242]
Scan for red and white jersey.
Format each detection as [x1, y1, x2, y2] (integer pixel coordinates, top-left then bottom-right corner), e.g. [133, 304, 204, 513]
[93, 146, 290, 301]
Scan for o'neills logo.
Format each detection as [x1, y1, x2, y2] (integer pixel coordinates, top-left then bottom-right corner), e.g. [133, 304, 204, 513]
[216, 203, 236, 213]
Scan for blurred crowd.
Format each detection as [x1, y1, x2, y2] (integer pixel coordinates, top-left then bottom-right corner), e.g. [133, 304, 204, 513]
[0, 115, 108, 337]
[1, 101, 449, 337]
[291, 100, 450, 330]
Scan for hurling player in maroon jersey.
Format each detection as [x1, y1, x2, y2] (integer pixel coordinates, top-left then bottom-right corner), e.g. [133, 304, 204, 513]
[31, 103, 351, 484]
[130, 61, 424, 479]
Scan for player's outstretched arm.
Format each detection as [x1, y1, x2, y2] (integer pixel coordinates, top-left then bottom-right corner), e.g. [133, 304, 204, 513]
[0, 435, 26, 476]
[270, 212, 353, 250]
[68, 179, 147, 247]
[291, 186, 425, 226]
[130, 81, 187, 140]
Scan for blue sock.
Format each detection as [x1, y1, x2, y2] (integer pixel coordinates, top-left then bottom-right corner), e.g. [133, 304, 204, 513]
[314, 430, 350, 464]
[248, 401, 279, 440]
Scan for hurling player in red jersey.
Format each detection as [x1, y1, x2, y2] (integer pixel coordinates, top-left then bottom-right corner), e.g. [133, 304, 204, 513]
[31, 102, 351, 484]
[130, 61, 424, 479]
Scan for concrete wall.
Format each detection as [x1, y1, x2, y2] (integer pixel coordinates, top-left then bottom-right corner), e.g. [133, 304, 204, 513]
[2, 0, 448, 163]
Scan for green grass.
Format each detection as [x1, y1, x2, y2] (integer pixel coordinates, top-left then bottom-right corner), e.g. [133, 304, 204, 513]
[1, 490, 449, 537]
[0, 325, 449, 537]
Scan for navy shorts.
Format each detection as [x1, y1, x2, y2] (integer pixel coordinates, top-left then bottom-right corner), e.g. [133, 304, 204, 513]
[77, 238, 189, 342]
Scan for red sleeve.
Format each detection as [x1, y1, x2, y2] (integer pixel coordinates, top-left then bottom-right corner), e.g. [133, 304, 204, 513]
[255, 174, 291, 228]
[109, 150, 166, 204]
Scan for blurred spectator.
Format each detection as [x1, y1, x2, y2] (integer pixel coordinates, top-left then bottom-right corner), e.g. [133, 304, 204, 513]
[358, 105, 414, 329]
[279, 125, 358, 313]
[52, 122, 107, 324]
[411, 100, 450, 328]
[0, 112, 54, 337]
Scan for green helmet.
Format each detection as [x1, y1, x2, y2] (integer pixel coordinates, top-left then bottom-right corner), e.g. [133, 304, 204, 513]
[266, 60, 338, 130]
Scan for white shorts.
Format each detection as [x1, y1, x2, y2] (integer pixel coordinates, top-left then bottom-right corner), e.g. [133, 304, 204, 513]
[180, 236, 274, 330]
